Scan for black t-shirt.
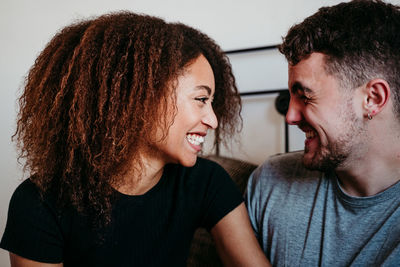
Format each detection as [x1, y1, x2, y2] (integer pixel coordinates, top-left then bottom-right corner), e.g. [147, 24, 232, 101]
[0, 158, 243, 267]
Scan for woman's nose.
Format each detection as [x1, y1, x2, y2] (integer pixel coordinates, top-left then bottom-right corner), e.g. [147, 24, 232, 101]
[203, 106, 218, 129]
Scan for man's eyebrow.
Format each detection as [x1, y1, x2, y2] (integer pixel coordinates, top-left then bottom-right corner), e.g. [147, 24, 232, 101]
[290, 82, 312, 94]
[195, 85, 212, 95]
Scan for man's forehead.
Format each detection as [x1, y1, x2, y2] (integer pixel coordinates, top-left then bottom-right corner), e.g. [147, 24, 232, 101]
[289, 53, 326, 71]
[288, 53, 342, 94]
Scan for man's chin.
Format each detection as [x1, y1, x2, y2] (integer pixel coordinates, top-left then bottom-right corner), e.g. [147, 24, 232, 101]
[302, 151, 336, 172]
[302, 150, 316, 167]
[302, 156, 319, 171]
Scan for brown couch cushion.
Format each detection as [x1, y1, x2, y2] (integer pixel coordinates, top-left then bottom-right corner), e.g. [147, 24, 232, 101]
[186, 155, 257, 267]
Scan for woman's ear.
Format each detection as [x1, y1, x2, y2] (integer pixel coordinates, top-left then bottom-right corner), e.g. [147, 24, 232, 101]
[363, 79, 390, 119]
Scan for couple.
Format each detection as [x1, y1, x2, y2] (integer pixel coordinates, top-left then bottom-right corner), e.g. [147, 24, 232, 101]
[1, 0, 400, 266]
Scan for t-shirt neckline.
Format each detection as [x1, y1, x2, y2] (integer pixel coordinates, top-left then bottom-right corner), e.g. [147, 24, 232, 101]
[328, 171, 400, 208]
[113, 164, 177, 200]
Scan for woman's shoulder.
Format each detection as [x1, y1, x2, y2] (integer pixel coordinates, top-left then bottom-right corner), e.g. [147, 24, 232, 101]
[2, 178, 65, 263]
[8, 178, 59, 216]
[11, 178, 41, 202]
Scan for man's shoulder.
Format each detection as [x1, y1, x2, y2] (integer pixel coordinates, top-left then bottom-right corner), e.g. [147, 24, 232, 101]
[250, 151, 323, 188]
[265, 150, 304, 168]
[246, 152, 327, 223]
[257, 150, 308, 176]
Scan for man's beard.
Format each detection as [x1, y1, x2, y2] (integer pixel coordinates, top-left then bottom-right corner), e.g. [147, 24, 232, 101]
[303, 140, 349, 172]
[303, 103, 366, 172]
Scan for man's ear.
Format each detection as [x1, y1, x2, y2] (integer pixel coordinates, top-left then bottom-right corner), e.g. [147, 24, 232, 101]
[363, 79, 390, 119]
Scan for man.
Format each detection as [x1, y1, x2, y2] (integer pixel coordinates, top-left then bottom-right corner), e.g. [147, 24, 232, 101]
[246, 0, 400, 266]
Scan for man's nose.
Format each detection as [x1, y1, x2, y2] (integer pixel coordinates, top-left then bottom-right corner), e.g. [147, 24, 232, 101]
[286, 98, 303, 125]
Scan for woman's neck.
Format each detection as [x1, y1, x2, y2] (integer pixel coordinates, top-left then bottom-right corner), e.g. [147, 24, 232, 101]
[114, 153, 166, 196]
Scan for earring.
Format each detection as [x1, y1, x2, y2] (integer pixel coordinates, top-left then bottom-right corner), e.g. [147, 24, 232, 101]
[367, 113, 373, 120]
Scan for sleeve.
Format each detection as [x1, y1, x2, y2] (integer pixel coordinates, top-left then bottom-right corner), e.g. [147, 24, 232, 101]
[245, 166, 264, 240]
[197, 160, 244, 231]
[245, 156, 291, 242]
[0, 179, 64, 263]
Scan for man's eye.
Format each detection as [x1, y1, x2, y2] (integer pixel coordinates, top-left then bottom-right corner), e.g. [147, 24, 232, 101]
[195, 97, 208, 104]
[300, 95, 310, 103]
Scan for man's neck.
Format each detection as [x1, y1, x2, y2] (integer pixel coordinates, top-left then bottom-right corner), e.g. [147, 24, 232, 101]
[335, 151, 400, 197]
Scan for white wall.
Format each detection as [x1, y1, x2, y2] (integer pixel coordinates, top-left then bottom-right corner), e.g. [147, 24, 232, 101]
[4, 0, 397, 265]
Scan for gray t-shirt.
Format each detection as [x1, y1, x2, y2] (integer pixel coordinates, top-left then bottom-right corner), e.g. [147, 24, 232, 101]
[246, 151, 400, 267]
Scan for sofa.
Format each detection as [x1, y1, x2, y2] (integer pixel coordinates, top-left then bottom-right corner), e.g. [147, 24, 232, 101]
[187, 155, 258, 267]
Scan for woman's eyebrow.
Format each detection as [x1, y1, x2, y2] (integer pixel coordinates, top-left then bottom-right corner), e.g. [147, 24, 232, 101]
[195, 85, 212, 95]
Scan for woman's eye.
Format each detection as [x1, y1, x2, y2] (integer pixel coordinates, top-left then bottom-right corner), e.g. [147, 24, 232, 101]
[195, 97, 209, 104]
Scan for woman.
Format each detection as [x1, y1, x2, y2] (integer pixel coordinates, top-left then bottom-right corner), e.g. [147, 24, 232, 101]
[0, 12, 269, 266]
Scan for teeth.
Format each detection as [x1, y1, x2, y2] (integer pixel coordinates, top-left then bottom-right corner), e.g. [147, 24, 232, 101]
[186, 134, 205, 146]
[305, 131, 315, 139]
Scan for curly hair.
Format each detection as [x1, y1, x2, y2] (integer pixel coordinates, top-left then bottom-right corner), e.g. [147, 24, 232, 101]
[14, 11, 240, 226]
[279, 0, 400, 121]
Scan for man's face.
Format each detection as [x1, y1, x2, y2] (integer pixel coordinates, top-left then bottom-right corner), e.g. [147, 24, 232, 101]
[286, 53, 366, 171]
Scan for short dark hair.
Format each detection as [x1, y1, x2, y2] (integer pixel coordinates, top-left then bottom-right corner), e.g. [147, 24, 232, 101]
[279, 0, 400, 121]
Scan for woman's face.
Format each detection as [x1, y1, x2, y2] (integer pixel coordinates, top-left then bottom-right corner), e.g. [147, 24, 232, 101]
[152, 54, 218, 167]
